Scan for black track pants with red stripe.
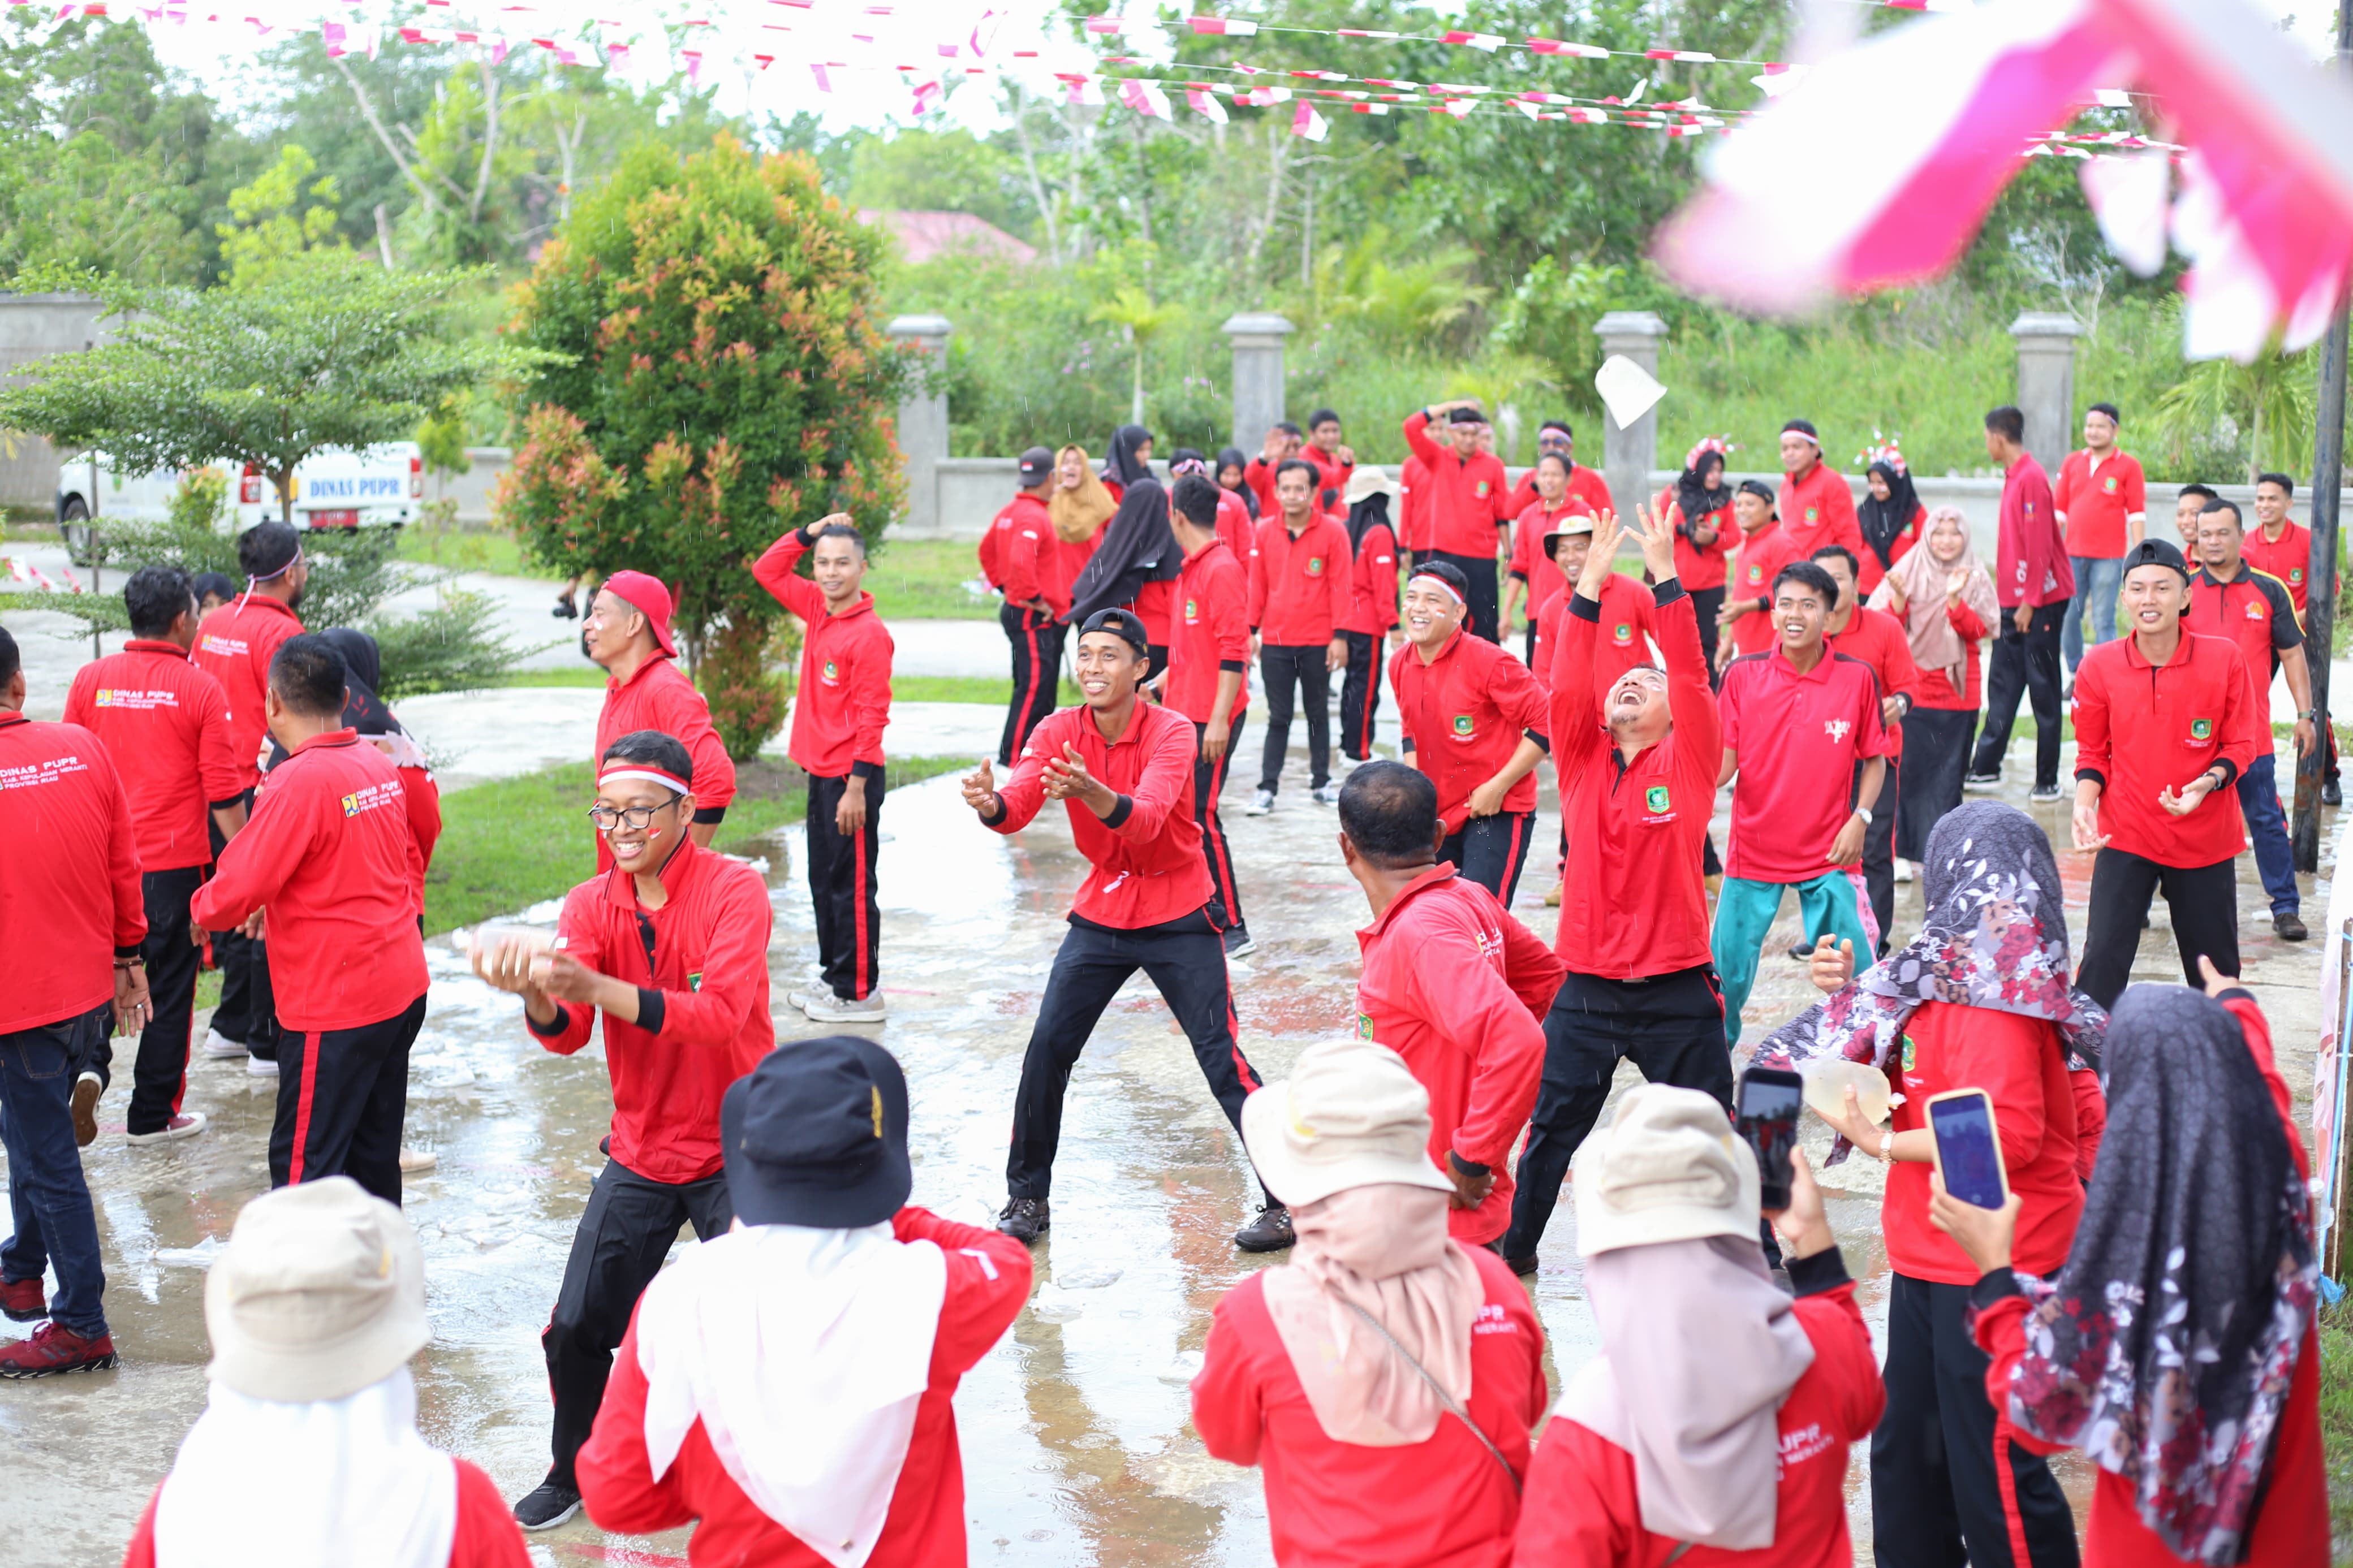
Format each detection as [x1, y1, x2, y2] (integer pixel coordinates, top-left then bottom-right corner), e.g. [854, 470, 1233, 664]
[1192, 716, 1247, 931]
[269, 992, 426, 1206]
[130, 866, 205, 1135]
[1442, 809, 1536, 908]
[1339, 629, 1383, 761]
[807, 770, 883, 1003]
[1005, 907, 1263, 1203]
[999, 603, 1066, 766]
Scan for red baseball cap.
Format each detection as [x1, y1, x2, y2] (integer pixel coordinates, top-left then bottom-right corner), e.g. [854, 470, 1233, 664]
[599, 570, 678, 656]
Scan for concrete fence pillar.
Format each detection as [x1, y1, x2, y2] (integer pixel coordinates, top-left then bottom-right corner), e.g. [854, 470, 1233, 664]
[886, 313, 952, 535]
[1222, 312, 1295, 453]
[1593, 310, 1669, 516]
[2009, 313, 2082, 477]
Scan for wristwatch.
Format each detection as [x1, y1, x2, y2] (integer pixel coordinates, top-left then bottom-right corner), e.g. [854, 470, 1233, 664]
[1853, 806, 1874, 826]
[1878, 1131, 1895, 1160]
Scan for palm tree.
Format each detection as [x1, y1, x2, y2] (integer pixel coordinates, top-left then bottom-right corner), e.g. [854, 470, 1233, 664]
[2150, 339, 2316, 483]
[1089, 286, 1186, 427]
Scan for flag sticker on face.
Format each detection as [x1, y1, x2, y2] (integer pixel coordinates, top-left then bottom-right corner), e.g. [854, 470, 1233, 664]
[2191, 717, 2213, 740]
[1644, 785, 1670, 814]
[1452, 714, 1474, 736]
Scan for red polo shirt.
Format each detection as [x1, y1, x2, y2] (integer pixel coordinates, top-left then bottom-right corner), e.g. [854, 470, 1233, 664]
[2188, 564, 2302, 716]
[2242, 518, 2316, 617]
[1401, 414, 1511, 558]
[1397, 455, 1433, 554]
[1664, 487, 1735, 590]
[1390, 629, 1550, 835]
[1338, 519, 1400, 637]
[63, 640, 245, 872]
[2053, 448, 2146, 560]
[1726, 524, 1808, 656]
[988, 699, 1209, 928]
[1718, 647, 1891, 883]
[1550, 584, 1721, 979]
[1506, 461, 1612, 522]
[0, 713, 145, 1033]
[1535, 572, 1654, 702]
[527, 838, 776, 1183]
[1505, 499, 1592, 628]
[596, 655, 738, 814]
[2071, 630, 2262, 867]
[1777, 462, 1865, 561]
[189, 729, 427, 1034]
[1824, 604, 1921, 762]
[1169, 539, 1251, 725]
[192, 594, 304, 791]
[1996, 451, 2073, 608]
[1356, 865, 1562, 1242]
[754, 528, 894, 781]
[1248, 514, 1352, 645]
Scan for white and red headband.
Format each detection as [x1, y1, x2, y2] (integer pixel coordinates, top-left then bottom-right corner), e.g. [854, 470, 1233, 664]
[597, 763, 691, 796]
[1408, 572, 1466, 607]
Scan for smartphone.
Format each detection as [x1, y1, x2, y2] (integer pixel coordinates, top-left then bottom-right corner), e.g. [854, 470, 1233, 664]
[1735, 1068, 1805, 1210]
[1927, 1089, 2010, 1210]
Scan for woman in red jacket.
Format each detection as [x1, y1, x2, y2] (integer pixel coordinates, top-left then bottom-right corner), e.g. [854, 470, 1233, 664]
[1190, 1036, 1548, 1568]
[1932, 977, 2325, 1568]
[576, 1035, 1033, 1566]
[1515, 1084, 1884, 1566]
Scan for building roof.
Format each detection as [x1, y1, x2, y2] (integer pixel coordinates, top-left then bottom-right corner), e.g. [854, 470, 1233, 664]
[857, 209, 1038, 266]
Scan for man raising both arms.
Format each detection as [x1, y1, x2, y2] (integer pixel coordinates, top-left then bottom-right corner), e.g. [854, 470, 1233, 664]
[755, 513, 895, 1021]
[963, 609, 1286, 1253]
[585, 572, 735, 862]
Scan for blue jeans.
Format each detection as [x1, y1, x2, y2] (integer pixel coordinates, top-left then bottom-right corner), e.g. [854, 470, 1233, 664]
[1711, 871, 1878, 1046]
[0, 1008, 109, 1337]
[2238, 751, 2300, 915]
[2062, 555, 2123, 675]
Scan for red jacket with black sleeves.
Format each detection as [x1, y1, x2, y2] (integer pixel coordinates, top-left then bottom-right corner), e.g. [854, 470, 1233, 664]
[1190, 1249, 1548, 1568]
[1401, 413, 1511, 558]
[1507, 498, 1592, 629]
[1725, 523, 1809, 657]
[578, 1208, 1032, 1568]
[188, 729, 426, 1034]
[1996, 451, 2074, 608]
[596, 655, 736, 824]
[754, 526, 894, 781]
[64, 640, 245, 872]
[192, 593, 304, 790]
[985, 699, 1209, 928]
[2071, 631, 2260, 868]
[1168, 539, 1251, 725]
[1536, 572, 1656, 703]
[1339, 517, 1399, 637]
[0, 712, 145, 1034]
[1390, 629, 1550, 835]
[1516, 1253, 1885, 1568]
[1357, 866, 1561, 1243]
[525, 837, 775, 1185]
[1248, 515, 1352, 645]
[1550, 580, 1722, 980]
[1776, 462, 1866, 564]
[1507, 461, 1613, 522]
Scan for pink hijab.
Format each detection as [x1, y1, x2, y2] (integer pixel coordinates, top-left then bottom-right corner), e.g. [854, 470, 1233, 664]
[1870, 505, 1996, 693]
[1261, 1183, 1483, 1446]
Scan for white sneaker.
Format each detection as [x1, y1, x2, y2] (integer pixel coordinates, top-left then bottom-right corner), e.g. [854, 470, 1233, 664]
[802, 991, 887, 1023]
[201, 1028, 248, 1059]
[783, 988, 816, 1016]
[1310, 783, 1341, 806]
[1245, 788, 1275, 816]
[399, 1146, 438, 1174]
[247, 1052, 281, 1078]
[1894, 860, 1915, 884]
[126, 1112, 208, 1147]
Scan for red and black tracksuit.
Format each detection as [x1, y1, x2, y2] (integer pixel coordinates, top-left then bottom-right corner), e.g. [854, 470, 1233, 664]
[594, 653, 737, 869]
[1388, 628, 1549, 906]
[987, 491, 1097, 766]
[1249, 512, 1352, 798]
[756, 526, 895, 1004]
[189, 730, 429, 1206]
[982, 701, 1262, 1202]
[1169, 538, 1253, 933]
[1971, 452, 2075, 791]
[1401, 413, 1512, 642]
[63, 641, 245, 1135]
[527, 836, 778, 1490]
[1338, 515, 1400, 761]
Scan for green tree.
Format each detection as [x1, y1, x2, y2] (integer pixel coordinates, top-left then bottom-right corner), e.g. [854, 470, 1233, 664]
[1089, 282, 1184, 426]
[499, 135, 908, 757]
[217, 144, 347, 286]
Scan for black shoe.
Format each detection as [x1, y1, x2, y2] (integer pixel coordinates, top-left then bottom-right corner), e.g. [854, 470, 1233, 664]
[1503, 1252, 1538, 1278]
[512, 1477, 582, 1531]
[2276, 910, 2310, 941]
[997, 1196, 1050, 1243]
[1962, 772, 2002, 794]
[1233, 1202, 1295, 1252]
[1787, 942, 1815, 962]
[2327, 776, 2343, 807]
[1222, 923, 1257, 960]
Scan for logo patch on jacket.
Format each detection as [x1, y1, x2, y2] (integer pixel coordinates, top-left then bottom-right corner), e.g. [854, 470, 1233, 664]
[1747, 564, 1764, 584]
[688, 971, 704, 991]
[2291, 567, 2306, 583]
[1451, 714, 1474, 736]
[821, 659, 840, 684]
[1473, 481, 1491, 498]
[1356, 1012, 1374, 1040]
[1645, 785, 1670, 814]
[1901, 1033, 1916, 1074]
[1307, 556, 1325, 575]
[1804, 506, 1818, 522]
[2191, 717, 2213, 740]
[1185, 598, 1199, 622]
[2244, 600, 2266, 621]
[1612, 623, 1632, 646]
[2103, 475, 2119, 493]
[1824, 718, 1852, 742]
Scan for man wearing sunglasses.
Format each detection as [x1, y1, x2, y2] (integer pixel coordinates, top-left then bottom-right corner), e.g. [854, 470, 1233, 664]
[471, 729, 777, 1532]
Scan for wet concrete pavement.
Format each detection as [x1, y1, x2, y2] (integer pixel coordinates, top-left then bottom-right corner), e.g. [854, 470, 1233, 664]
[0, 676, 2335, 1564]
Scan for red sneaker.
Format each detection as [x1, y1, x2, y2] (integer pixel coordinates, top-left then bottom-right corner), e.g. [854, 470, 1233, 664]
[0, 1277, 45, 1323]
[0, 1321, 117, 1377]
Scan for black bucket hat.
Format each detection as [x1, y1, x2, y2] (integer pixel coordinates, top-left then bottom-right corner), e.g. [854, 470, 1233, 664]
[721, 1035, 912, 1228]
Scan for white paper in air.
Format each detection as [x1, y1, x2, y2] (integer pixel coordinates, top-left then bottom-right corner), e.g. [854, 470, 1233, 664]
[1594, 355, 1666, 431]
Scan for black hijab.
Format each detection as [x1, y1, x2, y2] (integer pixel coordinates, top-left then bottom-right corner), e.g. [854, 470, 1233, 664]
[1675, 451, 1730, 538]
[1216, 446, 1259, 518]
[1857, 460, 1920, 571]
[1344, 490, 1391, 553]
[1068, 473, 1180, 625]
[1102, 425, 1153, 489]
[1999, 987, 2315, 1565]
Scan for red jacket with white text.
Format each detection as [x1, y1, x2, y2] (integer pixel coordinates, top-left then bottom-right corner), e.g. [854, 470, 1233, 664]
[64, 640, 245, 872]
[0, 713, 145, 1033]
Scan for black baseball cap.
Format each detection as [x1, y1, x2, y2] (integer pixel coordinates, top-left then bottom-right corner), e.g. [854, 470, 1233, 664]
[2120, 537, 2191, 583]
[1077, 607, 1150, 656]
[721, 1035, 912, 1228]
[1018, 447, 1054, 485]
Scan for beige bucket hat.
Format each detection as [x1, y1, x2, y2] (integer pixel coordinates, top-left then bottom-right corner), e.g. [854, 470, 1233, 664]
[1240, 1037, 1455, 1209]
[205, 1177, 429, 1403]
[1572, 1083, 1761, 1258]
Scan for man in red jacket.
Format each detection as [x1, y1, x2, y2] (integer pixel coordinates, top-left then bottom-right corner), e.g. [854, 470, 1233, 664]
[1388, 561, 1550, 905]
[961, 609, 1284, 1252]
[1400, 400, 1512, 642]
[1967, 405, 2075, 800]
[0, 626, 146, 1377]
[1503, 509, 1733, 1273]
[472, 728, 778, 1530]
[1336, 467, 1402, 766]
[2073, 538, 2264, 1008]
[1245, 459, 1352, 816]
[191, 521, 307, 1068]
[587, 570, 736, 857]
[1775, 418, 1865, 561]
[1718, 481, 1805, 662]
[192, 634, 429, 1207]
[1504, 418, 1614, 520]
[1815, 544, 1923, 952]
[63, 566, 248, 1144]
[1343, 761, 1561, 1245]
[755, 515, 896, 1022]
[1169, 475, 1256, 957]
[985, 447, 1063, 766]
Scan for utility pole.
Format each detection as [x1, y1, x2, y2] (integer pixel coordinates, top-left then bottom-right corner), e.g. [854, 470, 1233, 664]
[2294, 0, 2353, 870]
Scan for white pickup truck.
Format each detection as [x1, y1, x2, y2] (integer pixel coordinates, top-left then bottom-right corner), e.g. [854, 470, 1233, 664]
[54, 443, 424, 555]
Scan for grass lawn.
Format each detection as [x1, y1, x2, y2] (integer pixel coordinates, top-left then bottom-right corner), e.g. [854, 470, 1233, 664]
[397, 526, 559, 580]
[499, 669, 1080, 706]
[2322, 1307, 2353, 1547]
[423, 754, 968, 934]
[864, 538, 999, 620]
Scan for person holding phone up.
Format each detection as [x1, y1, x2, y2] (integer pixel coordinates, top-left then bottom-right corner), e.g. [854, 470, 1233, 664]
[1759, 801, 2106, 1568]
[1931, 973, 2325, 1568]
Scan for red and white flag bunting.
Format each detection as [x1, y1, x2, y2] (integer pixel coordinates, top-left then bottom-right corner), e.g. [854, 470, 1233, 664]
[1291, 100, 1327, 140]
[1186, 85, 1227, 123]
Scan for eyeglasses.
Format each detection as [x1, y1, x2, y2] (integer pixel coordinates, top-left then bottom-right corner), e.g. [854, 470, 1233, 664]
[588, 799, 679, 831]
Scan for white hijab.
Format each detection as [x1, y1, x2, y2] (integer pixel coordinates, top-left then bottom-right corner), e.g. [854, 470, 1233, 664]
[152, 1365, 456, 1568]
[637, 1222, 949, 1568]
